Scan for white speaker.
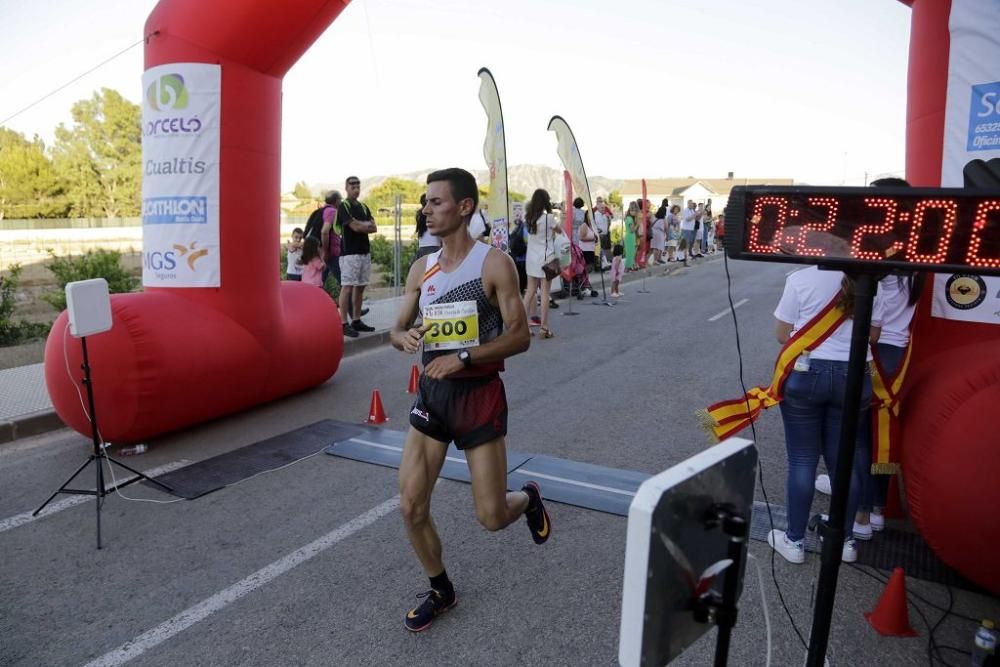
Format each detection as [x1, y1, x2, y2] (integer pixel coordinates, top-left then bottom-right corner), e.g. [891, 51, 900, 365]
[65, 278, 113, 338]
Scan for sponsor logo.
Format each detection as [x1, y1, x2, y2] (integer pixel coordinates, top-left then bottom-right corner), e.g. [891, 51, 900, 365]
[173, 241, 209, 270]
[144, 116, 202, 137]
[145, 157, 208, 176]
[426, 284, 436, 296]
[143, 241, 210, 280]
[143, 196, 208, 225]
[410, 407, 430, 422]
[146, 73, 189, 111]
[967, 81, 1000, 152]
[944, 274, 987, 310]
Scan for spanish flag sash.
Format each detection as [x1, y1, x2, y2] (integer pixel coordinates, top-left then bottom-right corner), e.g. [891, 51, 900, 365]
[869, 341, 913, 474]
[701, 295, 847, 441]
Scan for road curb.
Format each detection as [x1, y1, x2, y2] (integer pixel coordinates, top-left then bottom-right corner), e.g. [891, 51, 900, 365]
[0, 411, 67, 444]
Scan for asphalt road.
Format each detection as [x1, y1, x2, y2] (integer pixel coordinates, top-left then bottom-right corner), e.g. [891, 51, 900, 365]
[1, 255, 997, 667]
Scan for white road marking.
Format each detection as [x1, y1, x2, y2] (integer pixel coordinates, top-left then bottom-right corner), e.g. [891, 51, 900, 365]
[0, 460, 189, 534]
[510, 468, 637, 497]
[708, 298, 749, 322]
[349, 437, 466, 465]
[83, 494, 401, 667]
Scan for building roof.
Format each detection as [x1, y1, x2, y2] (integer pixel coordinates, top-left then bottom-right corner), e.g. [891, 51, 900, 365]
[621, 177, 795, 196]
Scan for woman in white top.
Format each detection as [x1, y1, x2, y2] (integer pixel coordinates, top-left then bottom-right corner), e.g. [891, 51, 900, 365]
[651, 205, 667, 264]
[414, 193, 441, 260]
[768, 266, 885, 565]
[522, 189, 562, 339]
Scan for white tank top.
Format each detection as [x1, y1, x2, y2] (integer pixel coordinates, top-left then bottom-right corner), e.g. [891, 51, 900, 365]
[419, 242, 503, 377]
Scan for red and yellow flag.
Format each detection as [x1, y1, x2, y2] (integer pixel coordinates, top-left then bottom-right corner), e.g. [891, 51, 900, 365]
[869, 342, 913, 474]
[701, 296, 847, 441]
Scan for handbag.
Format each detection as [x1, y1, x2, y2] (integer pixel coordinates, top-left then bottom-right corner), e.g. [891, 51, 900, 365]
[542, 214, 561, 280]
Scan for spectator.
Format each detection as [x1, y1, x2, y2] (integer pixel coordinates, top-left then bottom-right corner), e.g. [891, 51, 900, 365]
[680, 200, 698, 265]
[624, 201, 639, 271]
[714, 214, 725, 252]
[522, 189, 562, 339]
[768, 268, 884, 565]
[337, 176, 377, 338]
[576, 198, 599, 273]
[609, 243, 624, 297]
[414, 193, 440, 260]
[593, 196, 614, 266]
[320, 190, 343, 285]
[299, 237, 325, 287]
[570, 197, 597, 297]
[285, 227, 304, 281]
[468, 206, 489, 243]
[651, 204, 667, 265]
[666, 204, 681, 262]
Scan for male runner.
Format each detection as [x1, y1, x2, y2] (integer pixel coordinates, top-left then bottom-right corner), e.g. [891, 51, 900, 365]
[390, 167, 550, 632]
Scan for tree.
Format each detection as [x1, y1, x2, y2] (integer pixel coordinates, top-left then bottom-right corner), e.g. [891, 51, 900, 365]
[292, 181, 313, 200]
[0, 129, 66, 219]
[52, 88, 142, 218]
[364, 177, 424, 209]
[607, 190, 623, 209]
[478, 185, 527, 203]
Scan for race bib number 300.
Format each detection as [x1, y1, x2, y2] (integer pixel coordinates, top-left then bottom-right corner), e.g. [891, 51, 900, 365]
[423, 301, 480, 351]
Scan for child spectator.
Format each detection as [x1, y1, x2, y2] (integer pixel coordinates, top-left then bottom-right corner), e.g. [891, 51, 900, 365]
[299, 236, 325, 287]
[285, 227, 304, 281]
[610, 244, 625, 297]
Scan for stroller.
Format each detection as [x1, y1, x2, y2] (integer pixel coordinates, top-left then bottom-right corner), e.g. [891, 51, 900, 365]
[561, 243, 594, 299]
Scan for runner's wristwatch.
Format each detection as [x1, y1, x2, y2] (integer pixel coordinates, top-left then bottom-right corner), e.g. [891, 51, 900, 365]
[458, 350, 472, 368]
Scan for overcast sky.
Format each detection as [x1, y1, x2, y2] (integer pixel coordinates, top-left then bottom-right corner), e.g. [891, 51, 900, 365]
[0, 0, 913, 190]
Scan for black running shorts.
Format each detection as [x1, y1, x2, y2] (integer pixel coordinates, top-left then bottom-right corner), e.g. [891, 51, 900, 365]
[409, 374, 508, 450]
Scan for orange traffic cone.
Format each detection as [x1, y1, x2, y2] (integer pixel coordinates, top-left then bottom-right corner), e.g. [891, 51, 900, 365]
[366, 390, 387, 424]
[883, 474, 904, 519]
[407, 365, 420, 394]
[864, 568, 917, 637]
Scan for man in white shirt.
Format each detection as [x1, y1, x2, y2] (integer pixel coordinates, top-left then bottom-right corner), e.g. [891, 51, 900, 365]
[593, 196, 614, 265]
[679, 200, 698, 264]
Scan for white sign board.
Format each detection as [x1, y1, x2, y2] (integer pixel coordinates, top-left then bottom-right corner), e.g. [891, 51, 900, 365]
[141, 63, 221, 287]
[935, 0, 1000, 323]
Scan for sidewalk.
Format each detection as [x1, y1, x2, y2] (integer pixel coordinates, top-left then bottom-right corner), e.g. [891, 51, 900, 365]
[0, 252, 722, 444]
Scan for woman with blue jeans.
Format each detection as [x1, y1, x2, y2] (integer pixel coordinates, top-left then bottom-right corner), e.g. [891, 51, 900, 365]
[769, 266, 884, 564]
[850, 271, 923, 539]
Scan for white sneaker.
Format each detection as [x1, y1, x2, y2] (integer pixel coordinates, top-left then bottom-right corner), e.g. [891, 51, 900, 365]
[853, 521, 873, 541]
[768, 529, 805, 564]
[815, 474, 832, 495]
[842, 539, 858, 563]
[870, 512, 885, 532]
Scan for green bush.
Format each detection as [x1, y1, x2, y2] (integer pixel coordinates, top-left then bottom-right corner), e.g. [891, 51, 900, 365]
[0, 265, 50, 346]
[43, 249, 138, 311]
[369, 235, 417, 286]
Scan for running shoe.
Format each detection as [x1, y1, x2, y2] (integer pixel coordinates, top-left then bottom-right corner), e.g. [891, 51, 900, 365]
[404, 588, 457, 632]
[522, 481, 551, 544]
[352, 320, 375, 332]
[342, 322, 359, 338]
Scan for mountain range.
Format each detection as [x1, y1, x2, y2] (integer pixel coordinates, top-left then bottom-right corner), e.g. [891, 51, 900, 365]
[312, 164, 624, 201]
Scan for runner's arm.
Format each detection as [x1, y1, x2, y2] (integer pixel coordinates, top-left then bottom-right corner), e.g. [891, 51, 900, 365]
[470, 249, 530, 365]
[391, 258, 429, 354]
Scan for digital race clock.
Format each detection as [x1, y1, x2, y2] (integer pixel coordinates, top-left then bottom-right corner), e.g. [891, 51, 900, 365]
[724, 186, 1000, 275]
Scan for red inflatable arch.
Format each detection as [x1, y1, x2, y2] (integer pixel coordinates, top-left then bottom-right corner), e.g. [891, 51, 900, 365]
[43, 0, 349, 442]
[897, 0, 1000, 593]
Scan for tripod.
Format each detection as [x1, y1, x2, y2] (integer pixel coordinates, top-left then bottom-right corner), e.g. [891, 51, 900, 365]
[33, 335, 173, 549]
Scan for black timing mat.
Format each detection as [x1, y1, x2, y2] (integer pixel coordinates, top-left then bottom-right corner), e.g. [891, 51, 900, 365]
[147, 419, 363, 499]
[326, 428, 532, 482]
[748, 501, 987, 593]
